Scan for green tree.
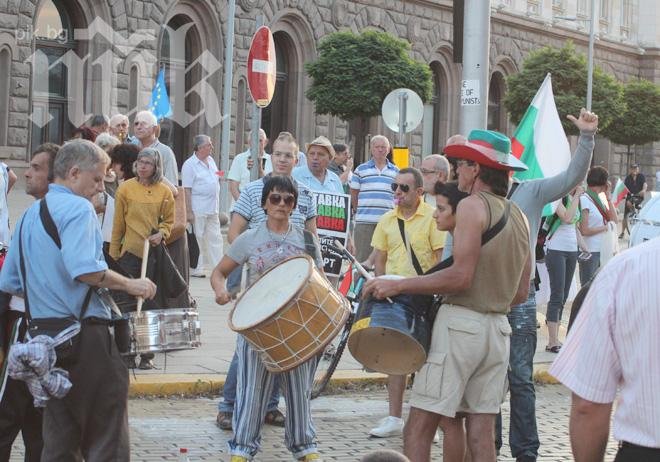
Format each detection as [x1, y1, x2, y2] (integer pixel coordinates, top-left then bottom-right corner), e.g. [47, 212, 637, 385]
[504, 43, 625, 135]
[601, 78, 660, 168]
[305, 30, 432, 161]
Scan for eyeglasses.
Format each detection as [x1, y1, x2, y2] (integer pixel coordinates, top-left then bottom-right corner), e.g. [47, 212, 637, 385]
[391, 183, 411, 193]
[268, 193, 295, 206]
[137, 159, 155, 167]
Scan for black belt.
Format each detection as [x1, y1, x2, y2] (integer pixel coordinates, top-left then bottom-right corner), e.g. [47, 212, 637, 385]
[621, 441, 660, 452]
[82, 317, 111, 326]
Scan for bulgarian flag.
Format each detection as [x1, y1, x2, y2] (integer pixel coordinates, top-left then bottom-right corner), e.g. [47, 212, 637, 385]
[612, 178, 629, 207]
[511, 74, 572, 216]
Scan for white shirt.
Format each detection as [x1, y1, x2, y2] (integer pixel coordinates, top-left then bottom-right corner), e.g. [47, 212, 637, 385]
[580, 194, 607, 253]
[181, 154, 221, 214]
[227, 150, 272, 192]
[550, 237, 660, 448]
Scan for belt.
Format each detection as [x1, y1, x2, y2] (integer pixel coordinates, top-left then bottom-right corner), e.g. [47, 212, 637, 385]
[620, 441, 660, 452]
[82, 317, 111, 326]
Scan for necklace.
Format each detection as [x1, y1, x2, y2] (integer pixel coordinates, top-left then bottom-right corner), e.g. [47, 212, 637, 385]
[267, 223, 292, 254]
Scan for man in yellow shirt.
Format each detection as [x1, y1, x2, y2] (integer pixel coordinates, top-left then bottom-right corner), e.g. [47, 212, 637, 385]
[369, 167, 445, 438]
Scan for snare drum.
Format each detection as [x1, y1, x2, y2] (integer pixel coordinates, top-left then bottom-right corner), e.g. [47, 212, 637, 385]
[348, 290, 431, 375]
[229, 255, 350, 373]
[116, 308, 201, 355]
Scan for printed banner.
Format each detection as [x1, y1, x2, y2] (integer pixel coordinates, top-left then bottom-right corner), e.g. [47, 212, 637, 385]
[312, 191, 351, 276]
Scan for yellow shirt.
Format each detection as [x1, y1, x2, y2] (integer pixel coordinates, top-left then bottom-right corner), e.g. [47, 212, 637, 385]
[110, 178, 175, 259]
[371, 200, 446, 277]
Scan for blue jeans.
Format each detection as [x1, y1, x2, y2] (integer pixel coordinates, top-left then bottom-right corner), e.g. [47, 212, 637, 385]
[545, 250, 578, 322]
[578, 251, 600, 286]
[496, 285, 539, 459]
[218, 350, 281, 413]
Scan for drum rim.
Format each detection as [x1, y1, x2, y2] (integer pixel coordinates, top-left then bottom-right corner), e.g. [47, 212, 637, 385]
[229, 254, 315, 331]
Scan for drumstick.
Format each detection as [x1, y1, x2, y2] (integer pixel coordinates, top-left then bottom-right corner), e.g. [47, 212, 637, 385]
[333, 240, 394, 303]
[136, 238, 150, 314]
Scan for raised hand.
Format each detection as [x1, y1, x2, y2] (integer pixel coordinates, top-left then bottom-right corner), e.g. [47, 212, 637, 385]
[567, 108, 599, 132]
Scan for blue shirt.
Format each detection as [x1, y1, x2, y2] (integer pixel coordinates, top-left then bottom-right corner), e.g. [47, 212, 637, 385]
[292, 165, 344, 194]
[0, 184, 110, 319]
[230, 175, 316, 230]
[349, 159, 399, 224]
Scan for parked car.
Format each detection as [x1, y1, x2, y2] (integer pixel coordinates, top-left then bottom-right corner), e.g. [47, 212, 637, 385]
[629, 192, 660, 247]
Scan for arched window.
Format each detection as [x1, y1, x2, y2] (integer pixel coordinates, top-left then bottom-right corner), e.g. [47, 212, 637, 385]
[423, 61, 449, 155]
[31, 0, 76, 148]
[0, 47, 10, 146]
[129, 64, 139, 116]
[235, 78, 246, 152]
[488, 72, 506, 132]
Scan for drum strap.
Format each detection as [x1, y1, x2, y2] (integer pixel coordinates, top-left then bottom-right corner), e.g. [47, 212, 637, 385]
[396, 219, 424, 275]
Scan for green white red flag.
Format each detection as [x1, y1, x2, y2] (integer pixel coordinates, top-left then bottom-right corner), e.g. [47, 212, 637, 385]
[511, 74, 571, 216]
[612, 178, 629, 207]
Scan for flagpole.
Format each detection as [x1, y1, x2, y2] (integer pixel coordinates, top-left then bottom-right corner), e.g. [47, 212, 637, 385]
[220, 0, 236, 215]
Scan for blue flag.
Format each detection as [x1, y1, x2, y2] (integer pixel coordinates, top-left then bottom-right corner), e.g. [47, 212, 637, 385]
[149, 68, 172, 121]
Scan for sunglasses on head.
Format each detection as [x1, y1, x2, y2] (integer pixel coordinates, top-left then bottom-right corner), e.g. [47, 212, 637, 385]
[268, 193, 295, 206]
[391, 183, 410, 193]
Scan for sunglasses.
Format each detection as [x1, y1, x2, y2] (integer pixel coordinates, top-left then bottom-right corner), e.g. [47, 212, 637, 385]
[391, 183, 411, 193]
[268, 193, 295, 206]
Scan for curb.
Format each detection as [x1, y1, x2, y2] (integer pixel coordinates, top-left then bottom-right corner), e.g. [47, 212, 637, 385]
[129, 364, 560, 398]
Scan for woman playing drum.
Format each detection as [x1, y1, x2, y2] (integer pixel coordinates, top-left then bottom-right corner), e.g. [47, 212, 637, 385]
[211, 175, 323, 462]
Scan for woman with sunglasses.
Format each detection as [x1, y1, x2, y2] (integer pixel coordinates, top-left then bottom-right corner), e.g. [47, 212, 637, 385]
[211, 175, 324, 462]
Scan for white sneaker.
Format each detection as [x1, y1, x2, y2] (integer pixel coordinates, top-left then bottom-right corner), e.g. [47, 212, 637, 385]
[369, 416, 404, 437]
[433, 430, 440, 443]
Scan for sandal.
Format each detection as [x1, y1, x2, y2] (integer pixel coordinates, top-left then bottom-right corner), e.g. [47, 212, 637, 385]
[216, 411, 233, 431]
[265, 409, 285, 427]
[545, 345, 561, 353]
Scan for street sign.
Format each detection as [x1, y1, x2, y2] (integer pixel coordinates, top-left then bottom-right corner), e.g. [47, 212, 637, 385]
[247, 26, 276, 108]
[381, 88, 424, 146]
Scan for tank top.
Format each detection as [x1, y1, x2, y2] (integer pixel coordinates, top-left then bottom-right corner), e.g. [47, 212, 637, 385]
[444, 191, 530, 314]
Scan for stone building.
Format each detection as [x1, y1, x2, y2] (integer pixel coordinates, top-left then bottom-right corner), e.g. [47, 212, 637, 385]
[0, 0, 657, 179]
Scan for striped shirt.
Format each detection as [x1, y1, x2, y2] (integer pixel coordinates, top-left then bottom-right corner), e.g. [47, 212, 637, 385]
[349, 159, 399, 223]
[550, 237, 660, 448]
[230, 175, 316, 229]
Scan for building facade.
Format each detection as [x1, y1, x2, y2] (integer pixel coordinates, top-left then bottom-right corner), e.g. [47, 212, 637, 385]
[0, 0, 657, 178]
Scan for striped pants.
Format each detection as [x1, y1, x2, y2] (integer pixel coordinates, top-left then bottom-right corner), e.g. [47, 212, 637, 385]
[228, 335, 318, 460]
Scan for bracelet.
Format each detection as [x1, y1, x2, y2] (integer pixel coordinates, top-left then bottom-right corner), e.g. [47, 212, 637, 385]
[98, 270, 107, 284]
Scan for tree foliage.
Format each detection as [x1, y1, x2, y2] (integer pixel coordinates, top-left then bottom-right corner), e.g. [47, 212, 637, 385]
[602, 78, 660, 148]
[504, 43, 625, 136]
[305, 30, 433, 121]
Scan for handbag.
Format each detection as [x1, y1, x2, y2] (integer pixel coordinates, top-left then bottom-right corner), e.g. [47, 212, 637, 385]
[166, 186, 187, 244]
[187, 224, 200, 268]
[19, 199, 94, 367]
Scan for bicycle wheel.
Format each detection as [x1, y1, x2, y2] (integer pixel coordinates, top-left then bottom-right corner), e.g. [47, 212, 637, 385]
[311, 312, 354, 399]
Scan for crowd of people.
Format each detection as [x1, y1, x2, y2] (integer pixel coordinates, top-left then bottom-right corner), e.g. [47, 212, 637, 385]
[0, 106, 657, 462]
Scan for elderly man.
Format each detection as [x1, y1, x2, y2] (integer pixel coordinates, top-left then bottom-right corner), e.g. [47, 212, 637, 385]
[182, 135, 223, 278]
[227, 129, 272, 201]
[550, 237, 660, 461]
[216, 132, 317, 432]
[293, 136, 343, 194]
[350, 135, 399, 263]
[364, 130, 532, 462]
[0, 139, 156, 460]
[368, 167, 445, 439]
[134, 110, 178, 184]
[420, 155, 451, 204]
[108, 113, 138, 144]
[0, 143, 59, 462]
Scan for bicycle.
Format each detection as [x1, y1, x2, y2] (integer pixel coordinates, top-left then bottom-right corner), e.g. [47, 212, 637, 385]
[311, 245, 366, 399]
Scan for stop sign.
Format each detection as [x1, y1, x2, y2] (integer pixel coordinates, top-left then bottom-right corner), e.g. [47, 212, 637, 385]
[247, 26, 276, 108]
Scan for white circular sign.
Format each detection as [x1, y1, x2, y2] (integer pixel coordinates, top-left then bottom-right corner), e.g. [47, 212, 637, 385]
[381, 88, 424, 133]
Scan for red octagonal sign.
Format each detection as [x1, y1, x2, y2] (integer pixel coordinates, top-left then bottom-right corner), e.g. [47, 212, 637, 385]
[247, 26, 276, 108]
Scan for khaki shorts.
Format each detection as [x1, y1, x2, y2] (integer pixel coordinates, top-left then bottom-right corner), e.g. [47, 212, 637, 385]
[410, 304, 511, 417]
[353, 222, 377, 263]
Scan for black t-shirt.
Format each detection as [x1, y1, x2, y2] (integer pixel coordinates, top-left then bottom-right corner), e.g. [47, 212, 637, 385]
[624, 173, 646, 195]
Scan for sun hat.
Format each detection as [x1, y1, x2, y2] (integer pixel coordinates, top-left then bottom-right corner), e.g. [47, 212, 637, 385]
[305, 136, 336, 159]
[443, 129, 528, 172]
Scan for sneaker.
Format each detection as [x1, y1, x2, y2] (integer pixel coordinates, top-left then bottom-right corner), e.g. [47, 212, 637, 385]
[369, 416, 404, 437]
[138, 357, 155, 370]
[190, 270, 206, 278]
[230, 456, 249, 462]
[216, 411, 233, 431]
[298, 454, 322, 461]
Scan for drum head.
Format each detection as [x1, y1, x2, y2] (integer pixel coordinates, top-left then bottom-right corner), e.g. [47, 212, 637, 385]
[232, 256, 311, 330]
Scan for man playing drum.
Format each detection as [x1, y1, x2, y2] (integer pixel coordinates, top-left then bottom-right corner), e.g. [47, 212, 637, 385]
[212, 176, 323, 462]
[364, 130, 532, 462]
[368, 167, 445, 439]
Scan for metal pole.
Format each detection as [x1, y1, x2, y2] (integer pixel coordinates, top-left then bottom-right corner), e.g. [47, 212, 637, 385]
[250, 15, 264, 181]
[586, 0, 597, 111]
[219, 0, 236, 214]
[397, 91, 408, 146]
[458, 0, 491, 134]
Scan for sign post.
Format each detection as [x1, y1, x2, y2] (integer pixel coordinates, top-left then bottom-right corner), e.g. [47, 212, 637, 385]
[382, 88, 424, 167]
[247, 20, 276, 180]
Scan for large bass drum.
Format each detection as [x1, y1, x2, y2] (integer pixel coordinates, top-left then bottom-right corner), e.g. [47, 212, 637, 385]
[229, 255, 350, 373]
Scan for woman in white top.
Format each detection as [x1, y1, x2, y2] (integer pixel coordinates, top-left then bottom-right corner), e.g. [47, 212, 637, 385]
[544, 186, 584, 352]
[578, 166, 618, 285]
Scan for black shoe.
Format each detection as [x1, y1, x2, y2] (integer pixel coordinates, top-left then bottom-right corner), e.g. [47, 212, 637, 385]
[516, 457, 536, 462]
[138, 357, 155, 370]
